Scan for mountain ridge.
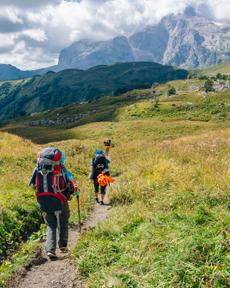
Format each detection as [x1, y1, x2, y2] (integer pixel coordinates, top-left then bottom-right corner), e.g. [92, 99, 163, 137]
[59, 7, 230, 69]
[0, 64, 63, 81]
[1, 5, 230, 81]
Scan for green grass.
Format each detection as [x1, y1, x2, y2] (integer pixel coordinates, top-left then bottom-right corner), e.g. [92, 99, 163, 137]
[0, 77, 229, 287]
[2, 79, 229, 146]
[0, 239, 43, 287]
[0, 132, 95, 285]
[197, 61, 230, 76]
[113, 82, 230, 122]
[7, 78, 229, 134]
[0, 132, 42, 261]
[74, 128, 230, 288]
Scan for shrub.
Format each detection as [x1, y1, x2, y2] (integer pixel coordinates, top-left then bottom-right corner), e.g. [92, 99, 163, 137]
[204, 79, 214, 92]
[168, 86, 177, 96]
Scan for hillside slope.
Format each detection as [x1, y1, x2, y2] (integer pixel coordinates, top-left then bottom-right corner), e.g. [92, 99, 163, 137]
[0, 64, 35, 81]
[197, 60, 230, 76]
[0, 62, 188, 121]
[4, 78, 228, 133]
[0, 64, 65, 81]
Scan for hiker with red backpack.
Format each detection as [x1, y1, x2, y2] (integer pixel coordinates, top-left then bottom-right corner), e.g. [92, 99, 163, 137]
[29, 147, 79, 259]
[89, 139, 114, 205]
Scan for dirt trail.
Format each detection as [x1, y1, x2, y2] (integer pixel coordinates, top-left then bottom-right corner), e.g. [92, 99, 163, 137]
[10, 203, 111, 288]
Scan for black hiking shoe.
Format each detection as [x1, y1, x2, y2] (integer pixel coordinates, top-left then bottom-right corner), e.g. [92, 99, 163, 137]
[95, 197, 100, 204]
[100, 201, 105, 205]
[60, 247, 69, 253]
[47, 251, 57, 260]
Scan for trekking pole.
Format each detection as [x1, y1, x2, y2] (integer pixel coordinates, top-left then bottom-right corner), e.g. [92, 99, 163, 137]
[76, 189, 81, 233]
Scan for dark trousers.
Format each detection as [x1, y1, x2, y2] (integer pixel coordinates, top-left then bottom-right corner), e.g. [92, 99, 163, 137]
[43, 202, 70, 253]
[93, 179, 107, 195]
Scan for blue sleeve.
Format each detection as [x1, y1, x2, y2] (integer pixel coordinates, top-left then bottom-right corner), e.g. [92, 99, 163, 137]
[66, 170, 74, 181]
[62, 166, 74, 181]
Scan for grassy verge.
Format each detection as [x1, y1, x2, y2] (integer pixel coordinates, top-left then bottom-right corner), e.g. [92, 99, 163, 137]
[0, 240, 42, 287]
[73, 127, 230, 287]
[0, 132, 95, 286]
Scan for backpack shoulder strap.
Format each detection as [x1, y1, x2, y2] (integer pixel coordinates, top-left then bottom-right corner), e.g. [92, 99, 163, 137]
[29, 168, 38, 186]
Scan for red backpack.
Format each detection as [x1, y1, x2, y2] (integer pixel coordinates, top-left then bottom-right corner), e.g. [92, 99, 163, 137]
[34, 147, 68, 213]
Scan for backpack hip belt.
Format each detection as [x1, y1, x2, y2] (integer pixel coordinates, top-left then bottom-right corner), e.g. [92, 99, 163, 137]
[36, 192, 67, 204]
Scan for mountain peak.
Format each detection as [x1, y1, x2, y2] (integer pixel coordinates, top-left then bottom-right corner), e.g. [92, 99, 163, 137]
[183, 6, 197, 17]
[55, 5, 230, 71]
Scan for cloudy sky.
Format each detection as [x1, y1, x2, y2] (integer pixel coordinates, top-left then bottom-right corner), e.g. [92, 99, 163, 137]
[0, 0, 230, 70]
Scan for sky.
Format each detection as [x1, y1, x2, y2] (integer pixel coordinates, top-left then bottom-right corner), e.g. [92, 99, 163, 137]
[0, 0, 230, 70]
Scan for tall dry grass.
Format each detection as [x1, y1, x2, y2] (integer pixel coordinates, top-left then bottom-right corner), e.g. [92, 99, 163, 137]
[74, 127, 230, 288]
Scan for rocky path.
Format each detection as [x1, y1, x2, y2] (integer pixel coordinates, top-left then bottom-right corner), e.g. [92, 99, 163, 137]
[9, 203, 111, 288]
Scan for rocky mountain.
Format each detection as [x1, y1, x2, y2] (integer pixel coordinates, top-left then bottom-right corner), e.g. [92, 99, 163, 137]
[59, 36, 135, 70]
[0, 62, 188, 120]
[59, 6, 230, 69]
[1, 5, 229, 81]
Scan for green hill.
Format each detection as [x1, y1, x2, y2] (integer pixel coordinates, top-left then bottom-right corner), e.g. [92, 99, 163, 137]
[4, 78, 228, 139]
[0, 62, 188, 121]
[194, 60, 230, 76]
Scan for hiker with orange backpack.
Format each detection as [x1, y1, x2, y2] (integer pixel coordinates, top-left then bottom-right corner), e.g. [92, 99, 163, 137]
[29, 147, 79, 259]
[89, 139, 114, 205]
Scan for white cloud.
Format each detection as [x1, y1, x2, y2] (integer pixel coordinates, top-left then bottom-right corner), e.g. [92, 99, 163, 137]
[0, 41, 58, 70]
[0, 0, 230, 70]
[0, 0, 61, 8]
[0, 7, 22, 24]
[212, 0, 230, 20]
[21, 29, 47, 42]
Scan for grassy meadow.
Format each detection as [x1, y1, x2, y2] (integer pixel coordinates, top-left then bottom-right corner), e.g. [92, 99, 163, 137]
[74, 127, 230, 287]
[197, 61, 230, 76]
[0, 77, 229, 287]
[0, 132, 95, 286]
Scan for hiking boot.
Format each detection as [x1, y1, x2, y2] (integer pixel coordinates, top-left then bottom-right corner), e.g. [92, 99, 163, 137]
[47, 251, 57, 260]
[60, 247, 69, 253]
[95, 197, 100, 204]
[100, 200, 105, 205]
